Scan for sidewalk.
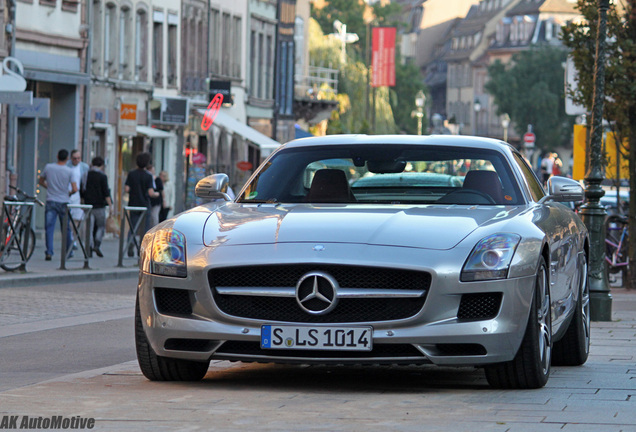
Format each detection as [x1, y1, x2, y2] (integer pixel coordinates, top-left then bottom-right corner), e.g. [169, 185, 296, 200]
[0, 232, 139, 288]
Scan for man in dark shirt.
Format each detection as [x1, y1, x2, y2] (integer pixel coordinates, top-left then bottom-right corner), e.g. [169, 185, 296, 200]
[124, 152, 159, 256]
[83, 156, 112, 257]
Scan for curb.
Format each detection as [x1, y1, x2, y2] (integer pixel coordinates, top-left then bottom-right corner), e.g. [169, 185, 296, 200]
[0, 267, 138, 288]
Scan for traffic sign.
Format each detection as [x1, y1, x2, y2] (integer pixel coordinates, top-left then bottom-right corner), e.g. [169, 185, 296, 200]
[523, 132, 536, 147]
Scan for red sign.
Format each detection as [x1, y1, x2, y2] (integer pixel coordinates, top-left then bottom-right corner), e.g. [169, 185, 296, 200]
[523, 132, 536, 146]
[371, 27, 396, 87]
[236, 161, 253, 171]
[201, 94, 223, 131]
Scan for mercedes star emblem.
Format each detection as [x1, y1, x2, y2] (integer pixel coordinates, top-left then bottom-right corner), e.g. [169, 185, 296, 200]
[295, 271, 339, 315]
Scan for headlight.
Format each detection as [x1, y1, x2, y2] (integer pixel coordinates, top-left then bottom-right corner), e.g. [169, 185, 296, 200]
[461, 233, 520, 282]
[150, 228, 187, 278]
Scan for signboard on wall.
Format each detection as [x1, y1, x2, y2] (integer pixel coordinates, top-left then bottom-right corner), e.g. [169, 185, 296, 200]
[150, 97, 189, 125]
[208, 80, 232, 106]
[372, 27, 396, 87]
[118, 101, 137, 136]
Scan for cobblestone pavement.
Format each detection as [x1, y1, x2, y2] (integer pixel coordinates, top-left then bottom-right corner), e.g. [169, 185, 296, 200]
[0, 288, 634, 431]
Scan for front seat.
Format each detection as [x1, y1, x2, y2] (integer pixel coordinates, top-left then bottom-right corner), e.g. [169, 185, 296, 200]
[462, 170, 505, 204]
[305, 169, 355, 203]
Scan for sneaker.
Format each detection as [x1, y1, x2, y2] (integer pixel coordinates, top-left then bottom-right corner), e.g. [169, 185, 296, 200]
[45, 254, 52, 261]
[93, 247, 103, 258]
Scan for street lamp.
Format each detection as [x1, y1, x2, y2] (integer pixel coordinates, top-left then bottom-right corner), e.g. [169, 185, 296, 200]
[579, 0, 612, 320]
[501, 113, 510, 142]
[332, 19, 359, 67]
[473, 98, 481, 136]
[411, 90, 426, 135]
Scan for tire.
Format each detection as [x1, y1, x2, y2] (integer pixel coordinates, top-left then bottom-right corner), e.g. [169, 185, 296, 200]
[1, 227, 35, 271]
[135, 295, 209, 381]
[552, 254, 590, 366]
[485, 257, 552, 389]
[605, 216, 627, 274]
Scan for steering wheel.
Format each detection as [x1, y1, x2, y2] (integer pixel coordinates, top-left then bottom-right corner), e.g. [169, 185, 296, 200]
[438, 189, 496, 205]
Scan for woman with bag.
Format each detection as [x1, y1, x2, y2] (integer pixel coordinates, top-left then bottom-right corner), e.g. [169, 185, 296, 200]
[83, 156, 113, 257]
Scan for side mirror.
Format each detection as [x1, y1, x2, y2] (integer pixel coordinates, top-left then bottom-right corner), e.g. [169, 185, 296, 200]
[195, 174, 231, 201]
[541, 176, 584, 203]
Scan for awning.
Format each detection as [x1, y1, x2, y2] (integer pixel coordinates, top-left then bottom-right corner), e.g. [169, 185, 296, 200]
[137, 125, 174, 139]
[196, 109, 281, 155]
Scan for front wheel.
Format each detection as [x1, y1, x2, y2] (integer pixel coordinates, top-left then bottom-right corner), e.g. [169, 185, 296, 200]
[485, 257, 552, 389]
[552, 254, 590, 366]
[135, 295, 210, 381]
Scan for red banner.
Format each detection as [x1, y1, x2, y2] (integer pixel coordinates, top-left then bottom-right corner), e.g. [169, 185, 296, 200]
[372, 27, 396, 87]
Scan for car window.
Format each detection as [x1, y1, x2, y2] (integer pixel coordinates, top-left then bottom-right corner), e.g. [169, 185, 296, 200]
[512, 152, 545, 202]
[238, 144, 523, 205]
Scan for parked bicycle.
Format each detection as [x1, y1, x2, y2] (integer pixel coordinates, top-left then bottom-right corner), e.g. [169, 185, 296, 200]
[0, 185, 44, 271]
[605, 214, 629, 278]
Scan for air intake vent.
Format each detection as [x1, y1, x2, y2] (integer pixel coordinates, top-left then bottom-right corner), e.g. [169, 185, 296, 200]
[457, 292, 502, 320]
[155, 288, 192, 316]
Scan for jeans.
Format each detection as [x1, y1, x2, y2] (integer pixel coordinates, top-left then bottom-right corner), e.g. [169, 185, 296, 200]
[88, 207, 106, 249]
[45, 201, 73, 257]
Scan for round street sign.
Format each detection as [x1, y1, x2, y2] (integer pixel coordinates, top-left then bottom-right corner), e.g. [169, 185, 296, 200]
[523, 132, 536, 147]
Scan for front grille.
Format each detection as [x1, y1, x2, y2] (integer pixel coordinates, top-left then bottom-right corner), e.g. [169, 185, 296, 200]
[209, 265, 431, 323]
[457, 292, 502, 320]
[214, 341, 426, 363]
[155, 288, 192, 316]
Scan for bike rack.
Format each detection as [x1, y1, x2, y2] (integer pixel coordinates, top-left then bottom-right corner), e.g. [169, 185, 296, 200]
[0, 201, 35, 272]
[117, 206, 148, 267]
[60, 204, 93, 270]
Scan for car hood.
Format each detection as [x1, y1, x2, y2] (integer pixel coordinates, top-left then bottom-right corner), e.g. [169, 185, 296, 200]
[202, 203, 523, 250]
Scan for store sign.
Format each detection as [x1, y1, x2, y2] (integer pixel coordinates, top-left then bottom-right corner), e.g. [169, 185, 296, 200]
[209, 80, 232, 106]
[201, 94, 223, 131]
[118, 101, 137, 136]
[150, 97, 189, 125]
[14, 97, 50, 118]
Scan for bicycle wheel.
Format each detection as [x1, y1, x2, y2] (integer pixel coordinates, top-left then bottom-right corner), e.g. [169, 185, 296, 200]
[0, 226, 35, 271]
[605, 215, 628, 275]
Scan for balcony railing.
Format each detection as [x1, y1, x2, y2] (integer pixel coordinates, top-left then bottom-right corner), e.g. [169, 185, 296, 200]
[295, 65, 339, 100]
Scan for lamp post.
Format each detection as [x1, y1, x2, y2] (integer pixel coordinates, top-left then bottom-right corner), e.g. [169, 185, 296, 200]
[501, 113, 510, 142]
[579, 0, 612, 320]
[332, 20, 359, 67]
[473, 98, 481, 136]
[411, 90, 426, 135]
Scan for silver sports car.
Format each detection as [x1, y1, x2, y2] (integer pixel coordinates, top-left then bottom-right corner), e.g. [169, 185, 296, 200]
[135, 135, 590, 389]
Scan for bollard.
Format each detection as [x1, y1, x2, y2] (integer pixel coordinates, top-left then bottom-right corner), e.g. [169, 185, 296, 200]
[117, 206, 148, 267]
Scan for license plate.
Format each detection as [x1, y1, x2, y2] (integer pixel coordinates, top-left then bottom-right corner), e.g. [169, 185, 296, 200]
[261, 325, 373, 351]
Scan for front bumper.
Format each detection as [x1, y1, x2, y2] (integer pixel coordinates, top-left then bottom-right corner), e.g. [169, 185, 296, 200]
[138, 242, 535, 366]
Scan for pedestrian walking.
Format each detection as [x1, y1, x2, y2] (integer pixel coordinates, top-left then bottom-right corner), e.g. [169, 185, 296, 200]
[158, 170, 173, 222]
[67, 149, 89, 249]
[124, 152, 159, 256]
[38, 149, 77, 261]
[540, 152, 555, 185]
[83, 156, 113, 257]
[147, 163, 163, 227]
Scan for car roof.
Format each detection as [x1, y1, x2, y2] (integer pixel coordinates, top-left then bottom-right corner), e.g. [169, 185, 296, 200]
[282, 134, 515, 153]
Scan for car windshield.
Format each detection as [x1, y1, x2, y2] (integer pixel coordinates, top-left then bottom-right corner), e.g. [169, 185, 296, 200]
[237, 144, 523, 205]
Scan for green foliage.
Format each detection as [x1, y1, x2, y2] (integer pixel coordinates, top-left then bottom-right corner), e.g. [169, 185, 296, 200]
[561, 0, 636, 147]
[391, 61, 429, 134]
[311, 0, 367, 59]
[485, 46, 574, 150]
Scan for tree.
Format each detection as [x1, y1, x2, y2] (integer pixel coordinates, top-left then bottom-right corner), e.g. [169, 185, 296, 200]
[485, 46, 575, 151]
[310, 3, 426, 135]
[562, 0, 636, 289]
